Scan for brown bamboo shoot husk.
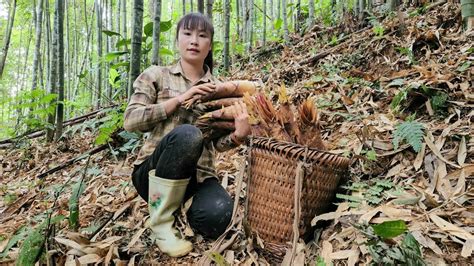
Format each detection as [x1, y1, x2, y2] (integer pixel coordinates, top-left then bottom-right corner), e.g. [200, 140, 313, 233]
[198, 97, 242, 111]
[199, 105, 236, 120]
[184, 80, 259, 108]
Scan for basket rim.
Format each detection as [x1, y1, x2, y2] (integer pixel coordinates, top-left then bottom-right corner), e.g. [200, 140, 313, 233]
[247, 136, 352, 166]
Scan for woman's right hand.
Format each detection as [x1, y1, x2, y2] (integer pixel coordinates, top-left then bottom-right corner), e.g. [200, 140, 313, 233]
[177, 83, 216, 103]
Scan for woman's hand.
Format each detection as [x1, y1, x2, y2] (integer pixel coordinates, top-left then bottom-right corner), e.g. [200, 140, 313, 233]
[177, 83, 216, 104]
[231, 101, 251, 143]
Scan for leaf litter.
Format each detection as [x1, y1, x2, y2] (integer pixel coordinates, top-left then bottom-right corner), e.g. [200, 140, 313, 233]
[0, 2, 473, 265]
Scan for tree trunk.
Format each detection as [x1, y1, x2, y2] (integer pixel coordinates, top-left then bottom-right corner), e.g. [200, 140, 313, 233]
[54, 0, 65, 140]
[282, 0, 289, 41]
[183, 0, 186, 16]
[246, 0, 253, 51]
[128, 0, 144, 98]
[65, 0, 71, 116]
[207, 0, 214, 21]
[223, 0, 230, 71]
[0, 0, 17, 79]
[151, 0, 162, 65]
[198, 0, 204, 13]
[308, 0, 314, 28]
[95, 0, 103, 109]
[191, 0, 194, 12]
[236, 0, 240, 41]
[461, 0, 474, 31]
[117, 0, 121, 37]
[122, 0, 127, 39]
[389, 0, 399, 11]
[45, 0, 51, 94]
[107, 0, 113, 99]
[32, 0, 44, 92]
[47, 0, 59, 142]
[359, 0, 366, 21]
[262, 0, 266, 47]
[295, 0, 301, 33]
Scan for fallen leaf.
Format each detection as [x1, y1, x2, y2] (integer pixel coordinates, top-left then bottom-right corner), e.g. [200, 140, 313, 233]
[127, 228, 146, 249]
[78, 253, 102, 264]
[429, 213, 474, 241]
[457, 136, 467, 166]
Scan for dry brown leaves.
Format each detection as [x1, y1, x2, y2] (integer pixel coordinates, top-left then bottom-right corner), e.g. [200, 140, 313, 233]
[1, 2, 473, 265]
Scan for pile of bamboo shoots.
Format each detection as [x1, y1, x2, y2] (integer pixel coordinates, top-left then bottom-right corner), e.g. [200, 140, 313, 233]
[243, 85, 326, 150]
[191, 82, 325, 150]
[190, 80, 260, 140]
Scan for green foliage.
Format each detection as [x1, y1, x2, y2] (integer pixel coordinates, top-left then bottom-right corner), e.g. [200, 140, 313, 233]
[17, 215, 65, 266]
[95, 105, 125, 145]
[457, 61, 471, 73]
[372, 220, 408, 239]
[143, 20, 173, 37]
[208, 252, 230, 266]
[396, 47, 417, 65]
[274, 18, 283, 30]
[430, 92, 448, 113]
[0, 89, 57, 138]
[0, 226, 28, 258]
[338, 179, 396, 207]
[316, 256, 328, 266]
[69, 180, 86, 230]
[329, 35, 339, 46]
[369, 17, 385, 38]
[3, 193, 17, 205]
[354, 222, 424, 266]
[392, 120, 425, 152]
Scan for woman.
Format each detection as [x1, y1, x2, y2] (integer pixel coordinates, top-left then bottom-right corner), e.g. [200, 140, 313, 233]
[123, 13, 251, 257]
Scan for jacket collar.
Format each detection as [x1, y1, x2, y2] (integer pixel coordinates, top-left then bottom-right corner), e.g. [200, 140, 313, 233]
[169, 59, 212, 83]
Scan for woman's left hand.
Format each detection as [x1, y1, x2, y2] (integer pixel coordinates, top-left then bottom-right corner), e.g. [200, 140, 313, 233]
[231, 101, 251, 141]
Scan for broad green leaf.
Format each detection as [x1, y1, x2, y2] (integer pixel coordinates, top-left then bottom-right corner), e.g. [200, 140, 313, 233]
[457, 61, 471, 72]
[105, 51, 128, 62]
[111, 61, 130, 69]
[371, 220, 408, 239]
[274, 18, 283, 30]
[109, 68, 120, 86]
[118, 131, 139, 140]
[102, 30, 121, 37]
[69, 181, 86, 230]
[208, 252, 230, 266]
[116, 38, 131, 48]
[387, 78, 405, 87]
[159, 48, 174, 57]
[17, 215, 64, 266]
[144, 22, 154, 37]
[160, 20, 172, 32]
[0, 226, 27, 258]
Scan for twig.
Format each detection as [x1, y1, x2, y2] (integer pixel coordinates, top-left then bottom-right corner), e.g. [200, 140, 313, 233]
[37, 144, 107, 179]
[0, 105, 117, 145]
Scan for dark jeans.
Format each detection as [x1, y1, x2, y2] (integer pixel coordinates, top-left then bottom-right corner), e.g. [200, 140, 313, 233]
[132, 124, 232, 239]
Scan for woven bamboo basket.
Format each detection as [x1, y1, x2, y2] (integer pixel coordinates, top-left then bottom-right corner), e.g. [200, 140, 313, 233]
[246, 137, 351, 257]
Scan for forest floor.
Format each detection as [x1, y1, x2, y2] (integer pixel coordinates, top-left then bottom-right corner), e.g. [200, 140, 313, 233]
[1, 1, 473, 265]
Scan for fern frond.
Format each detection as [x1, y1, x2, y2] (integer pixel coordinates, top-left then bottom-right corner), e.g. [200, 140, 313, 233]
[393, 121, 425, 152]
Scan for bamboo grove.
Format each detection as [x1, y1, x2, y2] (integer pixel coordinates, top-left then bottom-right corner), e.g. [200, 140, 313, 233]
[0, 0, 472, 141]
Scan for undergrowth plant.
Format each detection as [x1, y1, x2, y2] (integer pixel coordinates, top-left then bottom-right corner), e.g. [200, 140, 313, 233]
[392, 120, 425, 152]
[354, 221, 425, 266]
[337, 179, 397, 207]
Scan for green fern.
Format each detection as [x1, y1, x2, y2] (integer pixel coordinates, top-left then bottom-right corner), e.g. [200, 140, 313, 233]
[393, 121, 425, 152]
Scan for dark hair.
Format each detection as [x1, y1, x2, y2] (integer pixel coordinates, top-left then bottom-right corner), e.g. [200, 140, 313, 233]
[176, 13, 214, 73]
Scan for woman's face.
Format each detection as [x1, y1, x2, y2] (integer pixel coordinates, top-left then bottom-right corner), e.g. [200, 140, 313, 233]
[177, 27, 212, 66]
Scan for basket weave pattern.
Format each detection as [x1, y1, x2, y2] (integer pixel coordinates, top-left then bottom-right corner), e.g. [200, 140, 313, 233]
[247, 137, 351, 255]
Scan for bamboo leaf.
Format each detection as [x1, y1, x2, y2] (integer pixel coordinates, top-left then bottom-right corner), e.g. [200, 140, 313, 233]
[371, 220, 408, 239]
[159, 48, 174, 57]
[69, 181, 86, 230]
[0, 226, 27, 258]
[105, 51, 128, 62]
[160, 20, 172, 32]
[144, 22, 153, 37]
[102, 30, 121, 37]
